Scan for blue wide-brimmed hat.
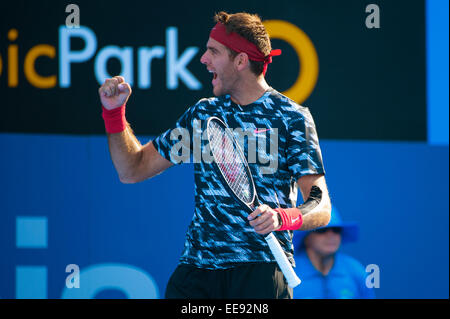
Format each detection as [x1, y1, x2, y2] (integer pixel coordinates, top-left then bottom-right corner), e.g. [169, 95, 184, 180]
[293, 205, 359, 251]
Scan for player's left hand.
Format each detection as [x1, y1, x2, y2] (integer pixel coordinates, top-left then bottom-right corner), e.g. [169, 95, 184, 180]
[248, 205, 281, 235]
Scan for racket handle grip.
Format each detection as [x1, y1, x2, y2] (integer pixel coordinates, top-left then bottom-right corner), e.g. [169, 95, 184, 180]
[265, 233, 301, 288]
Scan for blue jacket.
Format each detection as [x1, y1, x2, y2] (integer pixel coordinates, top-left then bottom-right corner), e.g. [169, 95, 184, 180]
[293, 251, 376, 299]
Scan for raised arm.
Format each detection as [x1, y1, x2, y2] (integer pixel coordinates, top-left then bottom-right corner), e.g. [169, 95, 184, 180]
[99, 76, 173, 184]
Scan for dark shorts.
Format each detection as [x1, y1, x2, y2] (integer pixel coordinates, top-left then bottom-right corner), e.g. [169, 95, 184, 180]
[165, 262, 293, 299]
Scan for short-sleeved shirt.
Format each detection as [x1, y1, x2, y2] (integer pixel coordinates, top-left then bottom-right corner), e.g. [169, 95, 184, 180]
[152, 88, 325, 269]
[293, 251, 376, 299]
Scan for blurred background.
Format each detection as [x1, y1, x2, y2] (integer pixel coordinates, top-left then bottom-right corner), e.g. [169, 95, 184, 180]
[0, 0, 448, 299]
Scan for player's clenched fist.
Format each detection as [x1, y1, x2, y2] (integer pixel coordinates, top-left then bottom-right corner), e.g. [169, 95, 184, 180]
[99, 76, 132, 110]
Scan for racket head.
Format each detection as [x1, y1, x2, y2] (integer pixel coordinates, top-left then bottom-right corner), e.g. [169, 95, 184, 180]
[206, 116, 259, 210]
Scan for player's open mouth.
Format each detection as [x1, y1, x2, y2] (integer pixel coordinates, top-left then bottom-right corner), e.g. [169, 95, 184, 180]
[209, 70, 217, 78]
[209, 70, 218, 85]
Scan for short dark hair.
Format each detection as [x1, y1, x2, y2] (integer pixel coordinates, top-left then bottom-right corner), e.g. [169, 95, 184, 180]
[214, 11, 271, 76]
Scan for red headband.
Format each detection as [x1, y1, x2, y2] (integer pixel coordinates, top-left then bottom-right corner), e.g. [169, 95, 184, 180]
[209, 22, 281, 75]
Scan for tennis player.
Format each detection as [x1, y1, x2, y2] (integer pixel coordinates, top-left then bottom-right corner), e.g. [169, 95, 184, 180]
[99, 11, 331, 299]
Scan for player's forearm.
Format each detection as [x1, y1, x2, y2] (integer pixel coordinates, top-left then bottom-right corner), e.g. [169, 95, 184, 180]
[107, 124, 143, 183]
[274, 185, 331, 231]
[298, 192, 331, 231]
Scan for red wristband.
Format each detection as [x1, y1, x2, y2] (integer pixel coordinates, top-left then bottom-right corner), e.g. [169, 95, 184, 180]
[102, 104, 127, 134]
[274, 208, 303, 231]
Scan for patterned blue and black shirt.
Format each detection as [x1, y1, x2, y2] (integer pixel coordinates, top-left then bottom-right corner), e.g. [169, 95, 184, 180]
[152, 88, 325, 269]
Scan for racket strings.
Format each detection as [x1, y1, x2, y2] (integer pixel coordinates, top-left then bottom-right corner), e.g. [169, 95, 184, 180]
[208, 121, 254, 204]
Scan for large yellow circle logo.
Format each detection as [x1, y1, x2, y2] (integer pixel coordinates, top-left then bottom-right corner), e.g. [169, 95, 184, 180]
[264, 20, 319, 104]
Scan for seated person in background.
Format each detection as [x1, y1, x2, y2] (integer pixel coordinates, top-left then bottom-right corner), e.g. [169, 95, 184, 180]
[293, 206, 375, 299]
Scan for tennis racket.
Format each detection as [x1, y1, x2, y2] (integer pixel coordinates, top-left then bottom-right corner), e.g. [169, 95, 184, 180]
[205, 116, 301, 288]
